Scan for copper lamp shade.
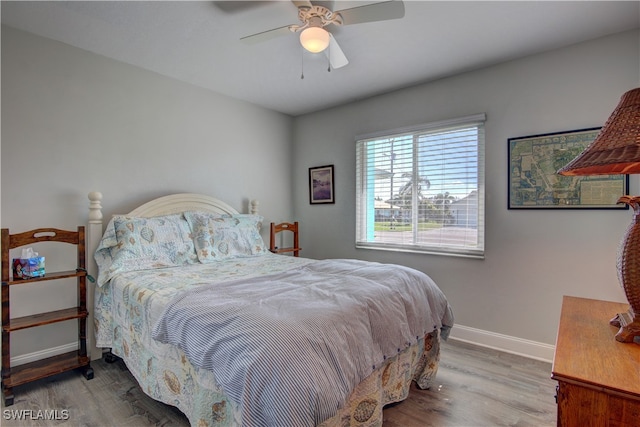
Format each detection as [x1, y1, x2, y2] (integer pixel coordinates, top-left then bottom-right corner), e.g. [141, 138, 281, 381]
[558, 88, 640, 176]
[558, 87, 640, 343]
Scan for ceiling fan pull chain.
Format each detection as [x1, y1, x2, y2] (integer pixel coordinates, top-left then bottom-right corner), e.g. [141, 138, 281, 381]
[327, 42, 331, 72]
[300, 47, 305, 79]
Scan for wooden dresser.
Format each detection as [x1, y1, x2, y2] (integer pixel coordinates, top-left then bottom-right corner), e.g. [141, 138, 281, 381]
[552, 296, 640, 426]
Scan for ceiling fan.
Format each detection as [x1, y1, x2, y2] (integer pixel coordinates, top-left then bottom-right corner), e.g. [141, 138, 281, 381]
[240, 1, 405, 70]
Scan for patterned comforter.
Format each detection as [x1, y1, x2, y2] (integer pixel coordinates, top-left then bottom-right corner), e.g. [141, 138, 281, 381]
[94, 254, 453, 426]
[152, 259, 453, 426]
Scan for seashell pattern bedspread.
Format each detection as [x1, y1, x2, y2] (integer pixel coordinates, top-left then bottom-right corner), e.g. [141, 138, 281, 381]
[94, 254, 450, 426]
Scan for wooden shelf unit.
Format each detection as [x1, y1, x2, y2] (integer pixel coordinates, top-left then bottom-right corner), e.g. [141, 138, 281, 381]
[1, 227, 93, 406]
[552, 296, 640, 426]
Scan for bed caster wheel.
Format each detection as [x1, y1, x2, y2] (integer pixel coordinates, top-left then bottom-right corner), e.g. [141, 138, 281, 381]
[104, 351, 120, 364]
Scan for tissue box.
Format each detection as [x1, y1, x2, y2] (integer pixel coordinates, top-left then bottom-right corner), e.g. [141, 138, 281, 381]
[12, 257, 45, 279]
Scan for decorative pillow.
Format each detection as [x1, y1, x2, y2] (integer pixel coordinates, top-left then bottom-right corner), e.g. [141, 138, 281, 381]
[184, 211, 268, 262]
[94, 213, 197, 286]
[95, 217, 119, 287]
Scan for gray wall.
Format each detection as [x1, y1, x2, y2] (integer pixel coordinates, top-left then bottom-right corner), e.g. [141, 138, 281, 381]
[1, 26, 294, 359]
[3, 24, 639, 362]
[293, 30, 640, 355]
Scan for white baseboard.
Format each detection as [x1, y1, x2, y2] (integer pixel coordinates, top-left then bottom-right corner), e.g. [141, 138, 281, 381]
[448, 324, 555, 363]
[10, 342, 78, 367]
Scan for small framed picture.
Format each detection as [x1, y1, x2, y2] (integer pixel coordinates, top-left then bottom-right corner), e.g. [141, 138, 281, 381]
[309, 165, 335, 204]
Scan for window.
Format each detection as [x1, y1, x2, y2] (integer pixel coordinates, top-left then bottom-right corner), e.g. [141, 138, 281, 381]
[356, 114, 485, 258]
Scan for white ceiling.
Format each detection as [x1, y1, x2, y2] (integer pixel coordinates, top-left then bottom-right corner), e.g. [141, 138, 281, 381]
[2, 1, 639, 116]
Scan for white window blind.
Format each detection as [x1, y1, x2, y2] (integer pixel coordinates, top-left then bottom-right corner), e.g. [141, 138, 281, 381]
[356, 114, 485, 258]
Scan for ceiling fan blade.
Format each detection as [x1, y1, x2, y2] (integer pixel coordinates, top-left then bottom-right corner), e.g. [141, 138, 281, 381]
[213, 1, 274, 13]
[326, 34, 348, 69]
[335, 0, 405, 25]
[240, 25, 293, 45]
[291, 0, 312, 9]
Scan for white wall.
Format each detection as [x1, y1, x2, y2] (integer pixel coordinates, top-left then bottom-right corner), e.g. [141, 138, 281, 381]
[293, 30, 640, 359]
[1, 26, 294, 360]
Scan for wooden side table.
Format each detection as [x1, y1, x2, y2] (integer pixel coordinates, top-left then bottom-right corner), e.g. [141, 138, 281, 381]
[552, 296, 640, 426]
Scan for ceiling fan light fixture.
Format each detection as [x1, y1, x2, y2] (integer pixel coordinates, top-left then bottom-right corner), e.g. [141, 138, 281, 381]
[299, 27, 330, 53]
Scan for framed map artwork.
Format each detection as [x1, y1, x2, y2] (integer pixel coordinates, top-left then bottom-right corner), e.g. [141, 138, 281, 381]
[508, 128, 629, 209]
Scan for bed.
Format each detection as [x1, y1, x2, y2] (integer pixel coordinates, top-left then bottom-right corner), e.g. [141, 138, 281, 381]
[85, 192, 454, 427]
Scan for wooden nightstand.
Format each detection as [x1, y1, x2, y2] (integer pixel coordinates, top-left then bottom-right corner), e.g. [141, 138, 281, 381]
[552, 296, 640, 426]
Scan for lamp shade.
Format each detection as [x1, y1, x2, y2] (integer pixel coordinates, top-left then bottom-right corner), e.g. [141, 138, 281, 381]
[557, 88, 640, 176]
[299, 27, 330, 53]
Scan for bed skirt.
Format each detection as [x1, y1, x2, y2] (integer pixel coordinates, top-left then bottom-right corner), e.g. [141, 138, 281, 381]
[320, 329, 441, 427]
[105, 320, 441, 427]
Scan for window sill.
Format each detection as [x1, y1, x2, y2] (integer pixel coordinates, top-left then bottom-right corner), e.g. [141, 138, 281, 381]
[355, 243, 485, 259]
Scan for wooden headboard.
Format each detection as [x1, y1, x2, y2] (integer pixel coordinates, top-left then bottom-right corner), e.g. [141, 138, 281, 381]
[85, 191, 259, 360]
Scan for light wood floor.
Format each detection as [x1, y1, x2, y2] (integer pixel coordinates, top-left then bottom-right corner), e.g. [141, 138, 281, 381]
[1, 340, 557, 426]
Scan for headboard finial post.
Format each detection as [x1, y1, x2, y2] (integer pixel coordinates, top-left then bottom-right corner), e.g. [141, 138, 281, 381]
[87, 191, 104, 361]
[250, 200, 259, 215]
[88, 191, 103, 222]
